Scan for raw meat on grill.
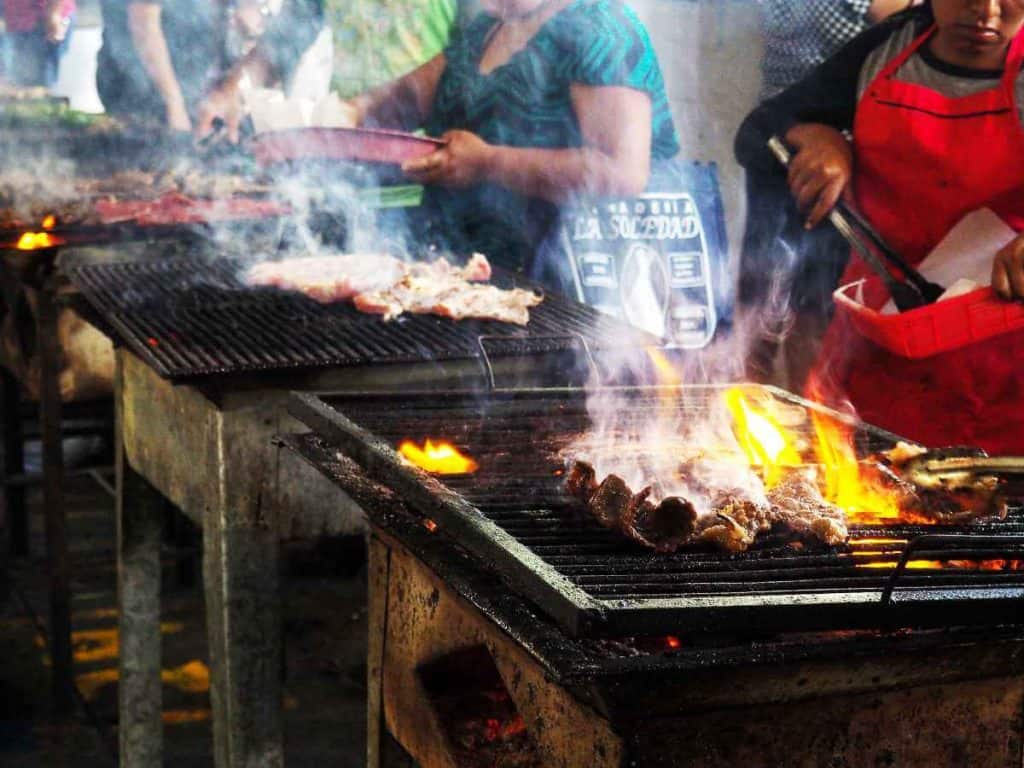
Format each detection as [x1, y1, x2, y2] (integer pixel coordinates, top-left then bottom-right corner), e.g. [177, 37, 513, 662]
[567, 460, 846, 553]
[249, 252, 543, 326]
[246, 253, 405, 301]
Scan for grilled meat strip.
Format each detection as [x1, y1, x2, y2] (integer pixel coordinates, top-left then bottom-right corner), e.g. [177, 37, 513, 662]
[567, 460, 847, 553]
[567, 461, 698, 553]
[863, 443, 1007, 523]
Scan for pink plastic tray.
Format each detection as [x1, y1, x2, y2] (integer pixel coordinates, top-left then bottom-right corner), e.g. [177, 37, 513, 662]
[249, 127, 445, 167]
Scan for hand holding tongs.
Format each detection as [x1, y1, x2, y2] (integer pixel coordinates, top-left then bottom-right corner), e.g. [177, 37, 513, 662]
[767, 136, 946, 313]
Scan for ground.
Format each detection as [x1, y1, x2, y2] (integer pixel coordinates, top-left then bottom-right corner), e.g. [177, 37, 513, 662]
[0, 458, 370, 766]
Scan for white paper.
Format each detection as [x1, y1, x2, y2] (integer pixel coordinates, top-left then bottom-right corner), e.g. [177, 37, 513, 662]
[879, 208, 1017, 315]
[245, 89, 357, 134]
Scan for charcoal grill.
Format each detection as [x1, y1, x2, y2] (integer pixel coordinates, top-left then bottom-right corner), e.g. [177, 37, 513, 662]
[69, 256, 644, 381]
[290, 384, 1024, 638]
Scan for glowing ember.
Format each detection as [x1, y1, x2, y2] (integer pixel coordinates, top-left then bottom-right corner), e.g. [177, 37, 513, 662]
[664, 635, 682, 650]
[16, 230, 64, 250]
[724, 388, 801, 488]
[857, 560, 946, 570]
[399, 439, 478, 475]
[42, 215, 56, 230]
[423, 518, 439, 533]
[485, 715, 527, 742]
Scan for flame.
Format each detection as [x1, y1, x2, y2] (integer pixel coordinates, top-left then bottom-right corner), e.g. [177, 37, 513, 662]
[810, 410, 904, 524]
[647, 348, 682, 386]
[724, 388, 801, 488]
[399, 439, 478, 474]
[42, 215, 56, 230]
[16, 230, 64, 250]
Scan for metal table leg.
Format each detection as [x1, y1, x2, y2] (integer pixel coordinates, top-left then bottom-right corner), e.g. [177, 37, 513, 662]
[116, 392, 164, 768]
[35, 275, 73, 717]
[1, 365, 27, 557]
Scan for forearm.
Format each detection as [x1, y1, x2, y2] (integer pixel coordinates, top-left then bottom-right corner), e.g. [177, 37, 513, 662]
[485, 145, 648, 204]
[219, 46, 274, 92]
[128, 6, 186, 116]
[354, 56, 445, 130]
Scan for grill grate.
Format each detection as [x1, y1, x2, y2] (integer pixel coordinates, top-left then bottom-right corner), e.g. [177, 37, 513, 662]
[68, 257, 642, 380]
[290, 385, 1024, 638]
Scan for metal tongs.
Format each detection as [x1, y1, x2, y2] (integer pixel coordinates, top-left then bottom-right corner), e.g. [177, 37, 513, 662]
[767, 136, 946, 312]
[900, 448, 1024, 494]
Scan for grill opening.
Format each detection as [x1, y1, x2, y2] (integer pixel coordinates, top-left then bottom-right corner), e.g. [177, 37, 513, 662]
[290, 385, 1024, 638]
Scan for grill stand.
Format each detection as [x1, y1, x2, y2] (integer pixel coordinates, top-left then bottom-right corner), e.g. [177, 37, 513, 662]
[114, 348, 543, 767]
[284, 434, 1024, 768]
[0, 248, 74, 716]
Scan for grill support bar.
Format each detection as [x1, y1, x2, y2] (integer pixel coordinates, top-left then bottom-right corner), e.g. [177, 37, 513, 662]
[290, 391, 608, 635]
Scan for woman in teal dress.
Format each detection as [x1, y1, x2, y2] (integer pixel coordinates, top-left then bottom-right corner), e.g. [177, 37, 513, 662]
[347, 0, 680, 273]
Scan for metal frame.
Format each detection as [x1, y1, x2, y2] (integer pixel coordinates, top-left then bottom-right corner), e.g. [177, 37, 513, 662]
[289, 386, 1024, 639]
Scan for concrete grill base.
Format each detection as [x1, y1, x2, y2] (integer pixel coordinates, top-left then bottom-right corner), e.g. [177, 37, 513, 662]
[279, 433, 1024, 768]
[369, 527, 1024, 767]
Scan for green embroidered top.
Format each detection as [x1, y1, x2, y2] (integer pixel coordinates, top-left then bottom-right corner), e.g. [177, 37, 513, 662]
[325, 0, 457, 97]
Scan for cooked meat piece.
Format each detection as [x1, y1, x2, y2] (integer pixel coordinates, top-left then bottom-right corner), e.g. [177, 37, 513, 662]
[588, 474, 633, 529]
[620, 488, 698, 553]
[246, 254, 403, 301]
[568, 460, 848, 554]
[254, 252, 543, 325]
[566, 460, 598, 502]
[354, 256, 542, 325]
[567, 462, 697, 553]
[766, 471, 848, 546]
[860, 459, 1007, 523]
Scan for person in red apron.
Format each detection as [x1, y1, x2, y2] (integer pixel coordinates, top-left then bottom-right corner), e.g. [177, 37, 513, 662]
[737, 0, 1024, 454]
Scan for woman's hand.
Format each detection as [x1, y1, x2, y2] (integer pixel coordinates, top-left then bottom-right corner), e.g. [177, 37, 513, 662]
[992, 234, 1024, 300]
[44, 9, 70, 43]
[401, 130, 495, 188]
[195, 84, 243, 142]
[784, 123, 853, 229]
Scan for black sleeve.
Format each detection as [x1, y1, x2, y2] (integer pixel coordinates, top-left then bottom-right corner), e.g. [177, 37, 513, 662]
[734, 11, 925, 175]
[260, 0, 324, 84]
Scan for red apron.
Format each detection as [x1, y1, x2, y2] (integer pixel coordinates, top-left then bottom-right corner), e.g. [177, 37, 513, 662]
[811, 25, 1024, 454]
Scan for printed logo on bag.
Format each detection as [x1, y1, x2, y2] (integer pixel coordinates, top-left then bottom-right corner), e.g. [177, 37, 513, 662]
[567, 193, 718, 348]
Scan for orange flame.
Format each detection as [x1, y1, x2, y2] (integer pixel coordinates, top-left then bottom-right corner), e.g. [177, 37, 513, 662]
[16, 230, 64, 250]
[724, 388, 801, 488]
[810, 409, 903, 524]
[399, 439, 478, 475]
[42, 215, 56, 230]
[647, 348, 682, 386]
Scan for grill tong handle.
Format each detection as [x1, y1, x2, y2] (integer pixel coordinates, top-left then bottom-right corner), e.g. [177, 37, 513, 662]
[766, 136, 939, 312]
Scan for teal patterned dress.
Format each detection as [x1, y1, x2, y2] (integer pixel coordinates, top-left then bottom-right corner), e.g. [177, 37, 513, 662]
[418, 0, 680, 272]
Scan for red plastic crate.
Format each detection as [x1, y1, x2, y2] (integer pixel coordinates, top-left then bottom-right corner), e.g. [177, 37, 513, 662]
[833, 276, 1024, 358]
